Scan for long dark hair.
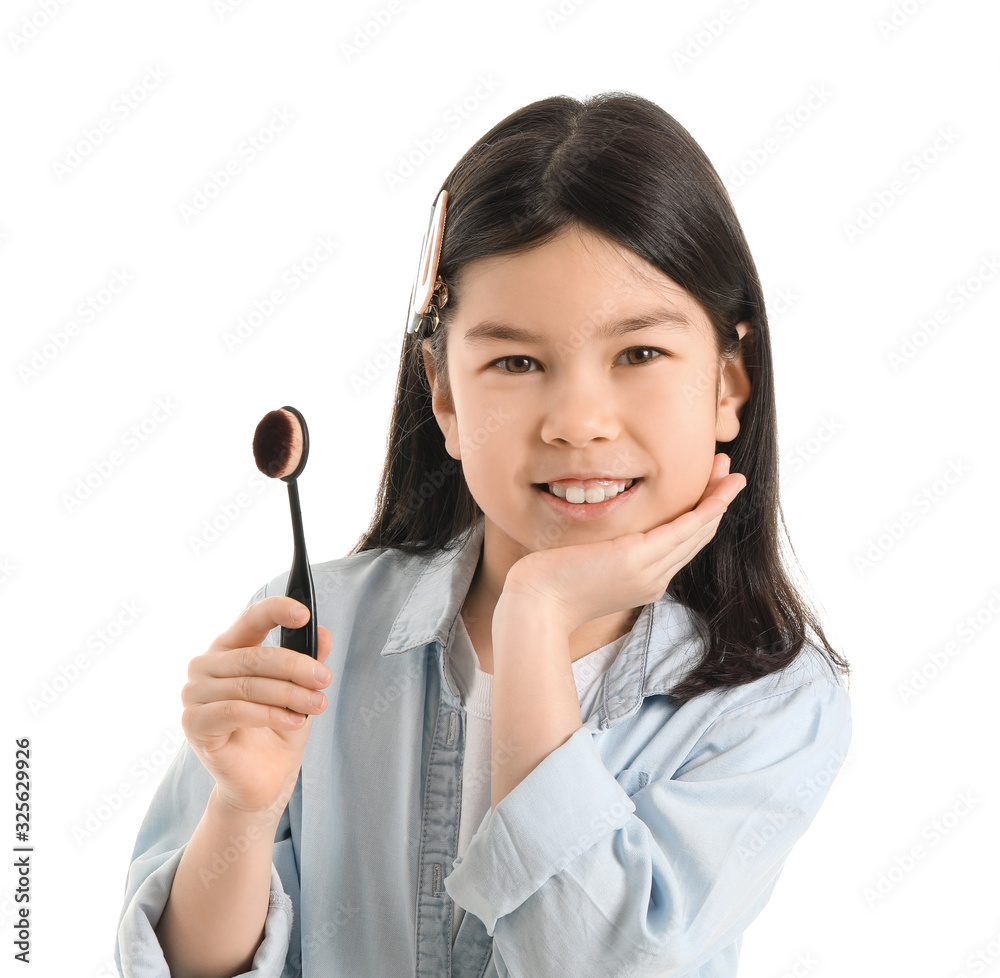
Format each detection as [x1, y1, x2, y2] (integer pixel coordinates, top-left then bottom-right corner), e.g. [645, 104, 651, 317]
[348, 91, 850, 703]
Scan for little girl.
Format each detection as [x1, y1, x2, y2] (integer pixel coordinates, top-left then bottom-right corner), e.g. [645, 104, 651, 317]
[116, 91, 852, 978]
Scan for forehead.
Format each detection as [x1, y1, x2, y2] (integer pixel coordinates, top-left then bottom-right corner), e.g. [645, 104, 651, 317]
[451, 225, 712, 341]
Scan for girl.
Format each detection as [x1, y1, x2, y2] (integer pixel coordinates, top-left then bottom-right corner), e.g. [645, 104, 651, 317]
[116, 91, 852, 978]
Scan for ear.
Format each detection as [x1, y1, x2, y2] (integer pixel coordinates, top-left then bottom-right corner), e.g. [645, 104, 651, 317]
[715, 321, 752, 444]
[421, 338, 462, 461]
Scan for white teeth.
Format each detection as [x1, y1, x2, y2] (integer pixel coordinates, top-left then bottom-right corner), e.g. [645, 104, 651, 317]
[547, 479, 635, 503]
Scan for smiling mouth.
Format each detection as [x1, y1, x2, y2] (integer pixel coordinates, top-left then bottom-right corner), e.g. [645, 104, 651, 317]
[534, 478, 641, 503]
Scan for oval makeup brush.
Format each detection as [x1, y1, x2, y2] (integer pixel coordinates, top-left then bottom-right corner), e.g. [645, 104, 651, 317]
[252, 405, 318, 661]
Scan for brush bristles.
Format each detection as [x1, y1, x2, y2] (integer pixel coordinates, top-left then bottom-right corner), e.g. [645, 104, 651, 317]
[253, 409, 303, 479]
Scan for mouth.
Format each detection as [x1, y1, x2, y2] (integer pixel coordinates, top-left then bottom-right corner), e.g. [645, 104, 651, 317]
[533, 477, 643, 521]
[533, 477, 642, 504]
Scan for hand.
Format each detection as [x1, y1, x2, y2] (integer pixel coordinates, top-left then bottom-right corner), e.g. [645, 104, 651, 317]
[181, 596, 333, 818]
[502, 453, 748, 633]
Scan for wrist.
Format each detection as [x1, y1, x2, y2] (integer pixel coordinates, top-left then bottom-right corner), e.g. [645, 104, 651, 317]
[208, 784, 286, 833]
[493, 590, 576, 644]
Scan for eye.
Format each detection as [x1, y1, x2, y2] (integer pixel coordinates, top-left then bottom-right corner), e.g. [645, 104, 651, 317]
[487, 347, 669, 374]
[621, 347, 667, 366]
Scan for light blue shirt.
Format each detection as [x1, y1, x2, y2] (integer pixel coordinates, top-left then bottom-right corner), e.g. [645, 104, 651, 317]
[115, 513, 852, 977]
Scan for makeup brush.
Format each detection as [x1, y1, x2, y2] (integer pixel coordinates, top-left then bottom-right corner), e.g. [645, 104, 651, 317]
[252, 406, 318, 660]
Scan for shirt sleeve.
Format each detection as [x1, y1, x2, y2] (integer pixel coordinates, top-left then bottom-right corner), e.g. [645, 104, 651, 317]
[114, 587, 301, 978]
[443, 677, 852, 978]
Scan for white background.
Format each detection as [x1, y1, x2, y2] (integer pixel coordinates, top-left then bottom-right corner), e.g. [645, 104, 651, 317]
[3, 0, 999, 975]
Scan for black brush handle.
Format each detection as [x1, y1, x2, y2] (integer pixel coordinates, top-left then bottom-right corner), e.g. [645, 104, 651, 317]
[280, 479, 317, 660]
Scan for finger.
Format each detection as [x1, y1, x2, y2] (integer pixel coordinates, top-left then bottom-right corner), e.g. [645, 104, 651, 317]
[192, 625, 332, 701]
[207, 595, 313, 654]
[643, 492, 730, 554]
[698, 456, 744, 504]
[182, 648, 325, 710]
[702, 473, 747, 513]
[189, 673, 327, 716]
[316, 626, 333, 666]
[652, 510, 726, 580]
[204, 640, 328, 688]
[183, 699, 311, 743]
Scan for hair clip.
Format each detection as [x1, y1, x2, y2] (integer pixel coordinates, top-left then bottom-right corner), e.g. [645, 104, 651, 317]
[405, 189, 448, 336]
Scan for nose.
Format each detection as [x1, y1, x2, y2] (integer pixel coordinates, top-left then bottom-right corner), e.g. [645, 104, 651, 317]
[538, 375, 622, 447]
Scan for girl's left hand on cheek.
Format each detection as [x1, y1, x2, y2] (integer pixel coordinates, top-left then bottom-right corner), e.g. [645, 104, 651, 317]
[502, 453, 747, 633]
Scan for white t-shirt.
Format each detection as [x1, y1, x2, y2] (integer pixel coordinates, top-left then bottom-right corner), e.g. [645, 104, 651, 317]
[446, 611, 630, 945]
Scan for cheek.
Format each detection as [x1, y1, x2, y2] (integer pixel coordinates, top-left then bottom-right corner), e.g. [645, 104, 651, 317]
[642, 399, 719, 510]
[456, 409, 508, 467]
[646, 383, 718, 446]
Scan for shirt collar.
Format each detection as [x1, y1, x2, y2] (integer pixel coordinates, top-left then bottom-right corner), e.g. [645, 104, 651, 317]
[380, 513, 704, 730]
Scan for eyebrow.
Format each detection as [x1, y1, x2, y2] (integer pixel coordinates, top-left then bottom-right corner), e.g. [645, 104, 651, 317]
[462, 308, 695, 346]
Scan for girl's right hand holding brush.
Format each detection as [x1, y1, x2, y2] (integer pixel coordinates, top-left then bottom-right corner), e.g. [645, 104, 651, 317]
[180, 595, 332, 818]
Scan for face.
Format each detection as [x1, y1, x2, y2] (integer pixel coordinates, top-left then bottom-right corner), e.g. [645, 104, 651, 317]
[422, 223, 751, 598]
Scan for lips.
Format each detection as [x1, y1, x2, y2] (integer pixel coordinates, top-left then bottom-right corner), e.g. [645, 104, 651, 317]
[534, 476, 643, 518]
[534, 477, 642, 502]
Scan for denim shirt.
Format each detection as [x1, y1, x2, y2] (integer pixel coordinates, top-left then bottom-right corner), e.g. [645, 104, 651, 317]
[115, 513, 852, 977]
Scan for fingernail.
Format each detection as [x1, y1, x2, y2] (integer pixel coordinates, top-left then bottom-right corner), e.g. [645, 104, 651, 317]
[292, 605, 308, 622]
[723, 455, 731, 472]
